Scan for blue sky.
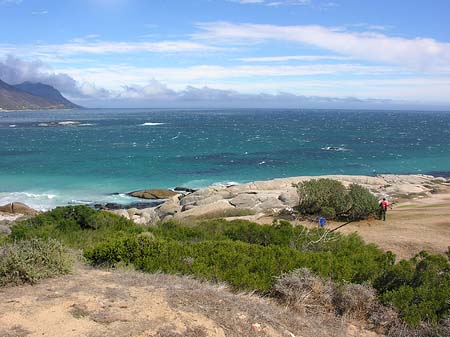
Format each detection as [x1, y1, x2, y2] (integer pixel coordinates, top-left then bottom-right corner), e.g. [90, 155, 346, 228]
[1, 0, 450, 108]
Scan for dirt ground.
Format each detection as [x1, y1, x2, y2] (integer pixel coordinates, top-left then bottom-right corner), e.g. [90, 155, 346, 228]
[246, 188, 450, 260]
[0, 266, 378, 337]
[337, 190, 450, 260]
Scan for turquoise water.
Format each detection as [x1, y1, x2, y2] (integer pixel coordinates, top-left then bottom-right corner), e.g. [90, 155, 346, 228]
[1, 108, 450, 209]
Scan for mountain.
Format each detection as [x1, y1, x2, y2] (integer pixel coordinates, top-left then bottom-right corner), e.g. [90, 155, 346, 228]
[13, 82, 80, 109]
[0, 79, 81, 110]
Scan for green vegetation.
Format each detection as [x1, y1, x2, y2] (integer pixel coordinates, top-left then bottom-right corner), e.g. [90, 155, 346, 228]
[10, 205, 144, 249]
[5, 205, 449, 331]
[0, 238, 73, 286]
[296, 179, 379, 220]
[297, 178, 350, 218]
[347, 183, 380, 220]
[375, 251, 450, 327]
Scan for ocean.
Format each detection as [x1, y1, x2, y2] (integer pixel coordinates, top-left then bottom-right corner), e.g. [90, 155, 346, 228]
[1, 108, 450, 210]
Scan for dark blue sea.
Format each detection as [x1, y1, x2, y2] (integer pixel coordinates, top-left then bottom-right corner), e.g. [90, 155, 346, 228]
[1, 108, 450, 209]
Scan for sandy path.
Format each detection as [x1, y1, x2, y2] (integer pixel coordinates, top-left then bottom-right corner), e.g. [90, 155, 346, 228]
[338, 191, 450, 260]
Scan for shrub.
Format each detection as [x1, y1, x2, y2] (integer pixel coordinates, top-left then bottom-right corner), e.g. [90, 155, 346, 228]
[0, 238, 73, 286]
[274, 269, 380, 321]
[10, 205, 144, 249]
[273, 268, 334, 313]
[85, 233, 392, 292]
[320, 206, 336, 219]
[297, 178, 350, 218]
[376, 252, 450, 327]
[297, 179, 380, 221]
[347, 184, 380, 220]
[333, 283, 378, 320]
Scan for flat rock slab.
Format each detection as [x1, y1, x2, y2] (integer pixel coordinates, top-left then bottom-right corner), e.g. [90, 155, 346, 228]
[128, 189, 179, 200]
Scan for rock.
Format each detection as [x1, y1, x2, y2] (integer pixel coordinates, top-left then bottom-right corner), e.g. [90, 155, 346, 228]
[161, 215, 173, 222]
[0, 221, 12, 235]
[139, 208, 160, 226]
[229, 194, 259, 209]
[258, 197, 285, 211]
[278, 188, 299, 207]
[94, 200, 164, 210]
[0, 202, 38, 215]
[179, 186, 228, 206]
[156, 200, 181, 219]
[181, 204, 196, 211]
[110, 209, 130, 220]
[176, 200, 234, 219]
[128, 189, 179, 200]
[174, 186, 197, 193]
[127, 208, 139, 217]
[193, 194, 226, 206]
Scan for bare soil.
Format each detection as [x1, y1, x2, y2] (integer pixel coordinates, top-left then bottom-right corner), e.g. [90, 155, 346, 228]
[0, 266, 378, 337]
[337, 190, 450, 260]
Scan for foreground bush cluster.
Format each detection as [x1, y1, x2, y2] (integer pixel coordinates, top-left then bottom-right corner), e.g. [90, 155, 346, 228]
[4, 206, 450, 334]
[0, 238, 73, 286]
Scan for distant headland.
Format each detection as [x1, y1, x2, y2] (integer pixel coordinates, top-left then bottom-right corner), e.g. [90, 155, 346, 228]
[0, 78, 81, 111]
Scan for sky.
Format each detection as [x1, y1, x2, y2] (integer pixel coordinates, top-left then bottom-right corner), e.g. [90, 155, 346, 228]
[1, 0, 450, 109]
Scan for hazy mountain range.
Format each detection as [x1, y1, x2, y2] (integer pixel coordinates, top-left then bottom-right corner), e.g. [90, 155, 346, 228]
[0, 79, 80, 110]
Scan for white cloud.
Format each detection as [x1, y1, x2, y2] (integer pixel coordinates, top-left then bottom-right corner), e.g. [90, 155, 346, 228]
[0, 0, 22, 5]
[0, 40, 220, 58]
[238, 55, 352, 62]
[194, 22, 450, 71]
[31, 10, 48, 15]
[58, 63, 399, 88]
[0, 55, 106, 98]
[231, 0, 311, 6]
[2, 55, 449, 107]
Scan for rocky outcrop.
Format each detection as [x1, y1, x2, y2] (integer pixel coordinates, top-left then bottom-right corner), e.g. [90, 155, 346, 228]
[110, 207, 160, 226]
[175, 200, 235, 219]
[128, 189, 179, 200]
[155, 196, 182, 221]
[0, 202, 39, 215]
[121, 174, 449, 225]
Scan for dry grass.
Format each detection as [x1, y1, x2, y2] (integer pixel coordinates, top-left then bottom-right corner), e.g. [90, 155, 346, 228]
[0, 266, 379, 337]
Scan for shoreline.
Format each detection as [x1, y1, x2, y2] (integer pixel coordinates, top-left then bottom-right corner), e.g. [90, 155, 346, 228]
[1, 173, 449, 212]
[2, 173, 449, 258]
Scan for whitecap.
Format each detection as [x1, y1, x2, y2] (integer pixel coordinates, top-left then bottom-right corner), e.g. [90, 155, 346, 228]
[9, 124, 16, 128]
[321, 146, 349, 152]
[170, 132, 181, 140]
[140, 122, 165, 126]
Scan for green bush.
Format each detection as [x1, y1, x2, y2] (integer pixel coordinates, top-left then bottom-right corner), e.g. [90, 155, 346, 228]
[347, 184, 379, 220]
[85, 233, 391, 291]
[376, 252, 450, 327]
[297, 179, 379, 221]
[297, 178, 350, 218]
[0, 238, 73, 286]
[10, 205, 144, 249]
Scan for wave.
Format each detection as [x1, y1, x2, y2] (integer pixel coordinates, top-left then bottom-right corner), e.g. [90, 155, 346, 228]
[0, 190, 138, 211]
[140, 122, 165, 126]
[321, 146, 349, 152]
[0, 192, 57, 211]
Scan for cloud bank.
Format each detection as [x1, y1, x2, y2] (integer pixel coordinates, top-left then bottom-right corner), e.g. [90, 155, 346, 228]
[0, 54, 413, 109]
[195, 22, 450, 71]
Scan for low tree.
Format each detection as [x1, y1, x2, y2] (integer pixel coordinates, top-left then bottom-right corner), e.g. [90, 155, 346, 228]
[297, 179, 379, 221]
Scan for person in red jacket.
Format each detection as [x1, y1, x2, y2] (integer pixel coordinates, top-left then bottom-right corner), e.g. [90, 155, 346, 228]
[379, 198, 389, 221]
